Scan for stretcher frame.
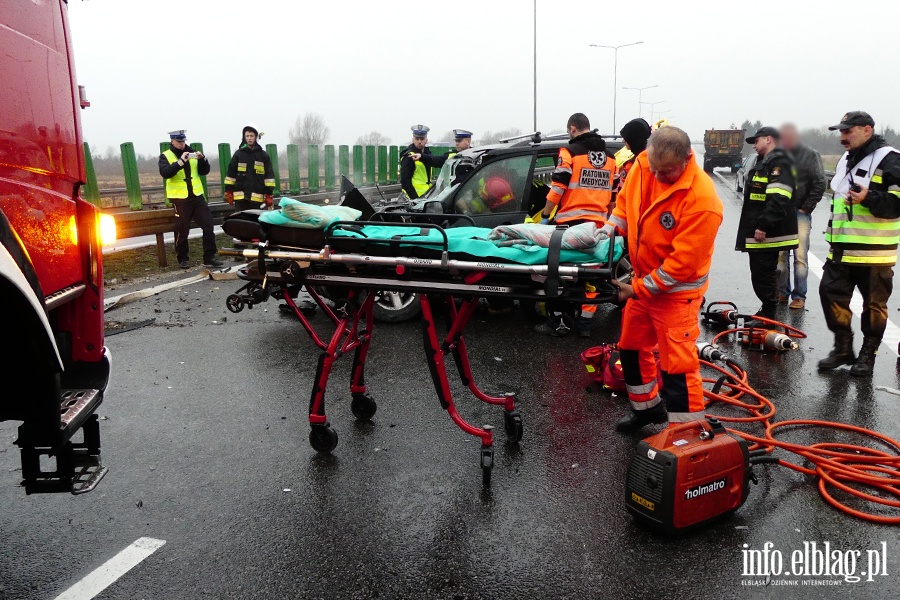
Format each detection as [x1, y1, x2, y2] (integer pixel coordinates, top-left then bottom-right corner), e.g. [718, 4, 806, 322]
[223, 218, 622, 485]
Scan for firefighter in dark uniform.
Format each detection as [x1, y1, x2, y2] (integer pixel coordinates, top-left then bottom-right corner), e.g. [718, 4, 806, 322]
[158, 129, 222, 269]
[224, 124, 276, 211]
[818, 111, 900, 377]
[399, 124, 433, 199]
[735, 126, 797, 319]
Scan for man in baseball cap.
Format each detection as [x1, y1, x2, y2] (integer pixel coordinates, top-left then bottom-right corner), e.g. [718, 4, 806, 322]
[745, 126, 780, 144]
[818, 110, 900, 377]
[735, 125, 797, 319]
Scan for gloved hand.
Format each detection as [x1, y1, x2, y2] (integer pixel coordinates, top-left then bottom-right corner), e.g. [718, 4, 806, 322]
[224, 191, 234, 205]
[540, 217, 550, 225]
[265, 194, 274, 208]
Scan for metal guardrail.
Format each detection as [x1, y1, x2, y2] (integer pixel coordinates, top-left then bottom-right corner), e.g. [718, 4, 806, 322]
[109, 183, 402, 267]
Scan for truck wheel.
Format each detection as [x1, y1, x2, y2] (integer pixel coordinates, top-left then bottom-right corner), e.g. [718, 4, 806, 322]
[703, 159, 712, 173]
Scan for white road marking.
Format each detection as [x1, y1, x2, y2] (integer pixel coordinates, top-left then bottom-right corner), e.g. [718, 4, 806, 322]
[53, 537, 166, 600]
[806, 252, 900, 356]
[712, 171, 900, 356]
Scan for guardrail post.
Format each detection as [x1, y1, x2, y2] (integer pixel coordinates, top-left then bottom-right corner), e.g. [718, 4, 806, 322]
[81, 142, 101, 207]
[389, 146, 399, 183]
[287, 144, 301, 194]
[218, 143, 231, 193]
[365, 145, 376, 184]
[191, 142, 208, 197]
[377, 145, 388, 184]
[352, 145, 363, 186]
[339, 145, 350, 181]
[324, 145, 336, 191]
[120, 142, 143, 210]
[266, 143, 281, 194]
[158, 142, 171, 206]
[308, 144, 320, 193]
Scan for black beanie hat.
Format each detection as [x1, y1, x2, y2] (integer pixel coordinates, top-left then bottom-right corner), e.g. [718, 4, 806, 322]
[619, 118, 652, 154]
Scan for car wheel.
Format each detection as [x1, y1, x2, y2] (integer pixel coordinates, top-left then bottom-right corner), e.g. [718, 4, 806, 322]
[372, 290, 421, 323]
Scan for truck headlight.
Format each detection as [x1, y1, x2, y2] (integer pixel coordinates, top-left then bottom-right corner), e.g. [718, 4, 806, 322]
[99, 214, 117, 246]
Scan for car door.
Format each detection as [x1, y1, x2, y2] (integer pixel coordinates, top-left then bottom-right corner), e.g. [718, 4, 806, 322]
[737, 153, 757, 194]
[448, 154, 535, 228]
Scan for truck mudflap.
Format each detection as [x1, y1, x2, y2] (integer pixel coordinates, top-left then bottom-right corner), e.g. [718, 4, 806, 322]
[16, 389, 108, 494]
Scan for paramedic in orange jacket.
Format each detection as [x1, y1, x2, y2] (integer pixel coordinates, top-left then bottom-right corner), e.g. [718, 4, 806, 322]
[601, 127, 724, 430]
[535, 112, 617, 337]
[539, 112, 616, 226]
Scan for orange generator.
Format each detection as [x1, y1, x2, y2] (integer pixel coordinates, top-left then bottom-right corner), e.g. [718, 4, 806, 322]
[625, 418, 755, 534]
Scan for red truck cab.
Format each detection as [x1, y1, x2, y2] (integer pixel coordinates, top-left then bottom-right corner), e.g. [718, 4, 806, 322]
[0, 0, 111, 493]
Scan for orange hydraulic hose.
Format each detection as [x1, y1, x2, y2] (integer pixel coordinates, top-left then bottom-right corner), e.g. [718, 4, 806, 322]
[710, 314, 807, 346]
[701, 317, 900, 523]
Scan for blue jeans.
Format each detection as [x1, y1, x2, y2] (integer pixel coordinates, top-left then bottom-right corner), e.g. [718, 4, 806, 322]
[777, 211, 811, 300]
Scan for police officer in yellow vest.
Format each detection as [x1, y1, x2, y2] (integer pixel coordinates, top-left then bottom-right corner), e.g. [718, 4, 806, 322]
[399, 125, 433, 199]
[818, 111, 900, 377]
[410, 129, 474, 182]
[158, 129, 223, 269]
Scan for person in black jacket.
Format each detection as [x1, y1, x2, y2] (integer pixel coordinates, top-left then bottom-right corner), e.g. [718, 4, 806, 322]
[735, 127, 797, 318]
[224, 124, 276, 211]
[158, 129, 222, 269]
[776, 123, 827, 310]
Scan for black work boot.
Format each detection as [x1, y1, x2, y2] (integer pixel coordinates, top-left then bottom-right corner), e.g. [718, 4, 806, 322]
[817, 332, 856, 370]
[850, 337, 880, 377]
[615, 402, 668, 432]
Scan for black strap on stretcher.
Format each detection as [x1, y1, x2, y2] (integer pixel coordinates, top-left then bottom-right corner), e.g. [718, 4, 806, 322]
[544, 225, 567, 299]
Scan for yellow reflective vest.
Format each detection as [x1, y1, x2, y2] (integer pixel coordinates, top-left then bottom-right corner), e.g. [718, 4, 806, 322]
[162, 149, 205, 199]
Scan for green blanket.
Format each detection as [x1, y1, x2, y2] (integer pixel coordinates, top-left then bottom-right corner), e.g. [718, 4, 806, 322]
[331, 225, 623, 265]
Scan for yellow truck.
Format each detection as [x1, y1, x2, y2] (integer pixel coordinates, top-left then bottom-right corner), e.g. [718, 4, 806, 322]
[703, 129, 745, 173]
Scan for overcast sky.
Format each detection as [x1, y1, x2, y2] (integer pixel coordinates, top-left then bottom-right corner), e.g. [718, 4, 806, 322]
[68, 0, 898, 156]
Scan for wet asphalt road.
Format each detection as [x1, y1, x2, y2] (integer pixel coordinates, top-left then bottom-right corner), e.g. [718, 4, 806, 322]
[3, 174, 900, 600]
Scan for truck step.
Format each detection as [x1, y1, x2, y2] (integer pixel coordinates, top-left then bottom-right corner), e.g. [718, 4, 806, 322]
[17, 412, 107, 495]
[60, 388, 103, 441]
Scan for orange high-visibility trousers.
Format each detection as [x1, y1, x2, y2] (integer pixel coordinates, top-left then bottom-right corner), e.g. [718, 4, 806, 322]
[618, 294, 705, 420]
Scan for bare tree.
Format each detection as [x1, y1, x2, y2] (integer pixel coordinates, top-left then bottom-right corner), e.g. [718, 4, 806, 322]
[437, 130, 455, 143]
[479, 128, 522, 144]
[289, 112, 330, 148]
[356, 131, 391, 146]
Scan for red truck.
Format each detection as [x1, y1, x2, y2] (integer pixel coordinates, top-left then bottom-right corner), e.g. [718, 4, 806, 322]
[0, 0, 114, 493]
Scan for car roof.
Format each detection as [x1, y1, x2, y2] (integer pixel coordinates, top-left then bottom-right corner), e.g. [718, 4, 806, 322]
[453, 132, 624, 161]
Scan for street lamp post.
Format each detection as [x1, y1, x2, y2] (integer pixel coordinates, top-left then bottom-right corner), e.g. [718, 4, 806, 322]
[644, 100, 666, 124]
[533, 0, 537, 131]
[653, 109, 672, 123]
[589, 41, 643, 132]
[622, 84, 658, 120]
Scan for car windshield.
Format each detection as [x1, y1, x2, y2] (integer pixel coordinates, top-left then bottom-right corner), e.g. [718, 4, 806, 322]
[429, 157, 457, 198]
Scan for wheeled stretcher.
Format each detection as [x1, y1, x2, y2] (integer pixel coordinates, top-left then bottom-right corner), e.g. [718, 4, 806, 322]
[221, 210, 626, 484]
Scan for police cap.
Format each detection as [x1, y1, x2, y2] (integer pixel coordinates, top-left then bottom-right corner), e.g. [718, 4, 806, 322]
[411, 124, 430, 137]
[168, 129, 187, 140]
[453, 129, 473, 140]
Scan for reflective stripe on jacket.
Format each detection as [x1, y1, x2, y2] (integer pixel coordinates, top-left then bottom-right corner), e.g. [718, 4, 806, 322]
[224, 144, 275, 202]
[735, 147, 798, 252]
[606, 150, 723, 300]
[826, 142, 900, 265]
[547, 131, 615, 224]
[162, 149, 204, 199]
